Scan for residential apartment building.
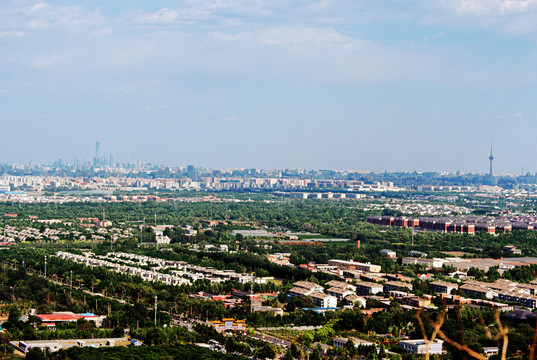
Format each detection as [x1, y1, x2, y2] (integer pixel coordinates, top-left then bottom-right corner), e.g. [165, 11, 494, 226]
[354, 280, 384, 295]
[429, 281, 459, 294]
[310, 292, 338, 308]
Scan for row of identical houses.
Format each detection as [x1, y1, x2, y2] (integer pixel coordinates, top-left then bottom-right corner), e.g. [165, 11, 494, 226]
[56, 251, 269, 287]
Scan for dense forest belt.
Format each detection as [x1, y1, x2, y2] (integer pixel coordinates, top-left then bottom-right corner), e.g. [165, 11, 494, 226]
[4, 201, 537, 258]
[0, 200, 370, 238]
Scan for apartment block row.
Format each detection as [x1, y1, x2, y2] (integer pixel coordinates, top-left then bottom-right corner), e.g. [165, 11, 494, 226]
[459, 279, 537, 309]
[368, 214, 537, 235]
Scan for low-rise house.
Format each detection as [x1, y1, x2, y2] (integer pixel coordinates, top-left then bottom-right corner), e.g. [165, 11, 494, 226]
[483, 347, 499, 357]
[252, 306, 284, 315]
[12, 338, 129, 354]
[380, 249, 397, 258]
[35, 312, 82, 327]
[399, 339, 443, 354]
[333, 337, 374, 350]
[328, 259, 381, 273]
[503, 245, 522, 255]
[402, 257, 447, 268]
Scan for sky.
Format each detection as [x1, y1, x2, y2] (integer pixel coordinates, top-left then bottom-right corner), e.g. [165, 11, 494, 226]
[1, 0, 537, 174]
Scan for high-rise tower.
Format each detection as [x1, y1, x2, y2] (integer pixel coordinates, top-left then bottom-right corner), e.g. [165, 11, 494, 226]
[94, 141, 101, 166]
[489, 143, 494, 177]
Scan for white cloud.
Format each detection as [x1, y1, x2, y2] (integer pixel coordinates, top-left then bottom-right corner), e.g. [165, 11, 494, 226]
[446, 0, 537, 16]
[0, 2, 104, 32]
[31, 53, 65, 68]
[509, 112, 524, 118]
[137, 8, 183, 25]
[90, 27, 114, 37]
[257, 26, 354, 46]
[423, 31, 445, 40]
[216, 115, 240, 122]
[28, 3, 47, 13]
[0, 1, 509, 91]
[141, 104, 169, 111]
[0, 30, 24, 38]
[430, 0, 537, 34]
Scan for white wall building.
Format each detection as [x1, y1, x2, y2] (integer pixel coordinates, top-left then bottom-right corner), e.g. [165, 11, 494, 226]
[399, 339, 443, 354]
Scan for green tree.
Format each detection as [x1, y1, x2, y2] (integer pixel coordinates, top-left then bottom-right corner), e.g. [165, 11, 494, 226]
[310, 348, 322, 360]
[344, 339, 356, 355]
[282, 349, 294, 360]
[378, 344, 386, 359]
[256, 343, 276, 359]
[26, 347, 45, 360]
[7, 307, 21, 324]
[111, 327, 125, 337]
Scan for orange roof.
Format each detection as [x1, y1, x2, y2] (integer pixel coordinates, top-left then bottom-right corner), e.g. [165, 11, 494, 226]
[36, 314, 82, 322]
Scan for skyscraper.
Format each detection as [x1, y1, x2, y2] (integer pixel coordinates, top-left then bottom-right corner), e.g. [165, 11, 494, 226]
[186, 165, 197, 181]
[94, 141, 101, 166]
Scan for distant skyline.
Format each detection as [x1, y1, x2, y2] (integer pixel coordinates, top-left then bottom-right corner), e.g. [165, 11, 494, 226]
[2, 1, 537, 174]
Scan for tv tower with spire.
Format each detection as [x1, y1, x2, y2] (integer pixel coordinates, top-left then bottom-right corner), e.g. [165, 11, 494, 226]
[489, 143, 494, 177]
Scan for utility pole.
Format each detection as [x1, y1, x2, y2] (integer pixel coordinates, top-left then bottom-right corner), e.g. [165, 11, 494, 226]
[44, 255, 47, 277]
[154, 295, 158, 326]
[250, 283, 254, 314]
[70, 270, 73, 297]
[140, 218, 145, 245]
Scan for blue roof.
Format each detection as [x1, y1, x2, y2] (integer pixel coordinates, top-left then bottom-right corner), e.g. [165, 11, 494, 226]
[80, 313, 97, 316]
[302, 307, 340, 313]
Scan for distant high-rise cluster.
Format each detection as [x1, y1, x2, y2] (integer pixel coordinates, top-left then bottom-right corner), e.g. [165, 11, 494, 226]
[93, 141, 114, 167]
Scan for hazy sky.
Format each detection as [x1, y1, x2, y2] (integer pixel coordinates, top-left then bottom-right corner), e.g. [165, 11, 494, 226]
[1, 0, 537, 173]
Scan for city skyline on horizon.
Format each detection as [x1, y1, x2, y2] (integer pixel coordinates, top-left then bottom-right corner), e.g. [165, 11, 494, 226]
[2, 1, 537, 173]
[1, 140, 533, 178]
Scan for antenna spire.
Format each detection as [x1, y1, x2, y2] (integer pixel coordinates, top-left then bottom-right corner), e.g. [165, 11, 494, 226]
[489, 141, 494, 176]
